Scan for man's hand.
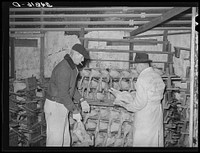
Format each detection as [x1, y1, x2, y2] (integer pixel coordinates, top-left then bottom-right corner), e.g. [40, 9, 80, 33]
[81, 100, 90, 113]
[108, 88, 121, 97]
[109, 88, 135, 108]
[72, 113, 82, 122]
[113, 99, 126, 107]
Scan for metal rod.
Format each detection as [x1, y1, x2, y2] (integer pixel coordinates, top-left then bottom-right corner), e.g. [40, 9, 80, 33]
[9, 27, 191, 32]
[189, 7, 196, 147]
[10, 14, 192, 18]
[90, 59, 172, 63]
[9, 20, 148, 25]
[10, 7, 174, 12]
[125, 32, 191, 38]
[9, 20, 191, 26]
[80, 37, 168, 44]
[9, 13, 163, 18]
[9, 34, 44, 37]
[87, 49, 173, 54]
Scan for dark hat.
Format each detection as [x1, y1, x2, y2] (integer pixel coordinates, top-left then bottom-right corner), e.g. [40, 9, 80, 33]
[134, 53, 152, 63]
[72, 43, 90, 59]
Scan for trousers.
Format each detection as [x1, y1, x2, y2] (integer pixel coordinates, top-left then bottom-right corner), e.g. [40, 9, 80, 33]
[44, 98, 70, 146]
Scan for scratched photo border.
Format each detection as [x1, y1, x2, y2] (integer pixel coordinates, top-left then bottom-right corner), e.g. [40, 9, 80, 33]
[2, 1, 199, 152]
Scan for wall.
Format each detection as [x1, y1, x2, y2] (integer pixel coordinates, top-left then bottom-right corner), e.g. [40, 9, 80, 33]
[168, 31, 191, 78]
[15, 38, 40, 79]
[85, 31, 130, 69]
[44, 31, 81, 77]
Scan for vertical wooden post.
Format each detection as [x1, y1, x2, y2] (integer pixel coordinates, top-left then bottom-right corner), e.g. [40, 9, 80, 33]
[189, 7, 196, 147]
[80, 27, 85, 45]
[80, 27, 90, 67]
[129, 42, 134, 69]
[40, 10, 44, 83]
[168, 43, 174, 75]
[10, 10, 15, 78]
[10, 37, 15, 78]
[163, 30, 168, 71]
[40, 34, 45, 83]
[84, 39, 89, 68]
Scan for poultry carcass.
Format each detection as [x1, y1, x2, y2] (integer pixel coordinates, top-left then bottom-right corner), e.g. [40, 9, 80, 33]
[102, 117, 114, 146]
[122, 121, 133, 147]
[96, 92, 105, 100]
[95, 132, 106, 147]
[99, 69, 110, 91]
[109, 69, 121, 79]
[13, 80, 26, 93]
[100, 81, 109, 92]
[99, 121, 109, 131]
[99, 107, 110, 119]
[101, 69, 109, 80]
[130, 68, 139, 78]
[72, 121, 93, 146]
[119, 70, 131, 90]
[113, 90, 135, 106]
[120, 70, 131, 78]
[110, 108, 120, 120]
[121, 110, 132, 122]
[83, 106, 99, 124]
[85, 119, 97, 130]
[87, 69, 101, 97]
[109, 93, 115, 101]
[71, 130, 79, 144]
[105, 135, 116, 147]
[110, 121, 120, 133]
[113, 111, 124, 147]
[120, 79, 130, 90]
[80, 79, 89, 96]
[86, 92, 95, 99]
[88, 79, 99, 99]
[129, 69, 138, 92]
[79, 69, 91, 89]
[113, 81, 121, 90]
[90, 79, 99, 88]
[130, 91, 136, 99]
[153, 66, 165, 76]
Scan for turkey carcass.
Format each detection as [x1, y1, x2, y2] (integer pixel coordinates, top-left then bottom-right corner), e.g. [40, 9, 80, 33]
[72, 121, 93, 146]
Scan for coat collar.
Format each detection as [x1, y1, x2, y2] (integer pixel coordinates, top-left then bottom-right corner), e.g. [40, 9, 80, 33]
[140, 67, 153, 76]
[64, 54, 76, 69]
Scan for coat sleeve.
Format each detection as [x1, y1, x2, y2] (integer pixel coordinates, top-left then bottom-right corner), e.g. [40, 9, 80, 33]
[73, 87, 82, 103]
[125, 79, 148, 112]
[56, 67, 79, 113]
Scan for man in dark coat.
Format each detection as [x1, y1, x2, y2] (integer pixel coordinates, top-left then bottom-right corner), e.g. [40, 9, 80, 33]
[44, 43, 90, 146]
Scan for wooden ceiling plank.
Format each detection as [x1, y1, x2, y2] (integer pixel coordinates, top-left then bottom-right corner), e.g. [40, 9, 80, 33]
[130, 7, 191, 36]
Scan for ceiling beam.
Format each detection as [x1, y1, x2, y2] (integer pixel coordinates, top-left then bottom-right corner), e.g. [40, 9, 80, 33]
[130, 7, 191, 36]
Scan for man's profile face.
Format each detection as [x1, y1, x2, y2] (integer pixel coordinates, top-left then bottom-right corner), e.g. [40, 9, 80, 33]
[73, 51, 84, 65]
[135, 63, 143, 74]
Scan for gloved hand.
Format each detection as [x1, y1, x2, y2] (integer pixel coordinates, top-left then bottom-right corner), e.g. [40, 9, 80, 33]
[81, 100, 90, 113]
[72, 113, 82, 122]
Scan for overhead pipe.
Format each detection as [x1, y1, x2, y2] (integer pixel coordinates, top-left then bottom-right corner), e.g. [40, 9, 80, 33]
[10, 7, 174, 12]
[9, 13, 163, 18]
[9, 20, 192, 26]
[9, 27, 191, 32]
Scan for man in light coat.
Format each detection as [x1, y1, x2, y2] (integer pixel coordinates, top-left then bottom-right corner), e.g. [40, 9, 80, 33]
[44, 43, 90, 146]
[109, 53, 165, 147]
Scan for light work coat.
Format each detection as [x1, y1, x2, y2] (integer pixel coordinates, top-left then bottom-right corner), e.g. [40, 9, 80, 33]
[120, 67, 165, 147]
